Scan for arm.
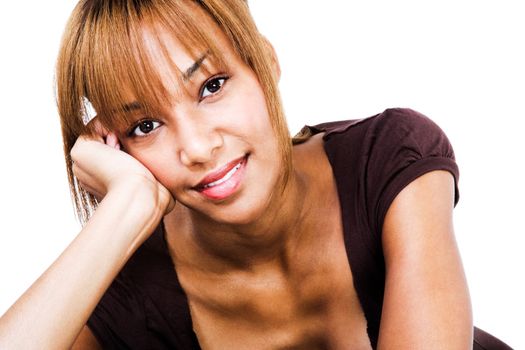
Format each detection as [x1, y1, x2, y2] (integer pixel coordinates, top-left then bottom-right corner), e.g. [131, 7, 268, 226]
[0, 132, 174, 349]
[377, 170, 473, 349]
[71, 326, 102, 350]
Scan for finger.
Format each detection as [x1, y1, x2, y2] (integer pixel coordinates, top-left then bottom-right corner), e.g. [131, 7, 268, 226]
[165, 196, 177, 214]
[91, 119, 109, 142]
[105, 132, 120, 150]
[105, 133, 115, 147]
[70, 137, 115, 178]
[157, 184, 177, 214]
[72, 162, 105, 201]
[70, 135, 103, 163]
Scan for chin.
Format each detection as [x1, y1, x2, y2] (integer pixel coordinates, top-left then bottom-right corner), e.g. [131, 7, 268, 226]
[173, 144, 288, 227]
[187, 170, 281, 227]
[225, 195, 276, 225]
[194, 186, 275, 226]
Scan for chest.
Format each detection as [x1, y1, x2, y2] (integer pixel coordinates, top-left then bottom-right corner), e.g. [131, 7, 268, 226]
[166, 134, 373, 348]
[175, 225, 371, 350]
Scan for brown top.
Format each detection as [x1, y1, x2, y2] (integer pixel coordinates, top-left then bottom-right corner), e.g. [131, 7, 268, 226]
[87, 108, 462, 349]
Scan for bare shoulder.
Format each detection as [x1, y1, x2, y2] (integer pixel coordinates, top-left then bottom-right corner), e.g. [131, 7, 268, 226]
[382, 170, 456, 259]
[292, 132, 327, 171]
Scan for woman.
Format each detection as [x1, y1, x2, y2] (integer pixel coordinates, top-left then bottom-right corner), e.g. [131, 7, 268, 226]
[0, 0, 512, 349]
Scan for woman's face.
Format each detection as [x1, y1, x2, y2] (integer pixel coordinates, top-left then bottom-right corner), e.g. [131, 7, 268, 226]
[116, 23, 282, 225]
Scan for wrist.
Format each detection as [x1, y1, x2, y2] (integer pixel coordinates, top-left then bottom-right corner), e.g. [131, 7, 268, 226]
[96, 180, 167, 250]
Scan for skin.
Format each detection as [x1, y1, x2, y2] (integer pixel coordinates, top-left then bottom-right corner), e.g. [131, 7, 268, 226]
[0, 5, 472, 350]
[379, 170, 473, 349]
[114, 21, 371, 348]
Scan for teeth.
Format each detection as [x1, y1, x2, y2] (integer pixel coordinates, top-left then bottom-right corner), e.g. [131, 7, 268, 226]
[204, 162, 241, 188]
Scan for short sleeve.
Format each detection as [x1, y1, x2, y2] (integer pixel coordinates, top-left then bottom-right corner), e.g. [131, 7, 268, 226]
[87, 275, 150, 349]
[85, 224, 201, 349]
[364, 108, 460, 238]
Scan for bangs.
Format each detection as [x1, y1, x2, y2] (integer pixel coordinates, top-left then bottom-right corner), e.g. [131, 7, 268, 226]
[57, 0, 292, 224]
[70, 0, 226, 133]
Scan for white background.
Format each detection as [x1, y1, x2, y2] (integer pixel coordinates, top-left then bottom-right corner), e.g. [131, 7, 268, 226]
[0, 1, 523, 348]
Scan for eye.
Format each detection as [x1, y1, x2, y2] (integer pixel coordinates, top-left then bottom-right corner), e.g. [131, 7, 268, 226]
[128, 120, 161, 137]
[200, 76, 228, 99]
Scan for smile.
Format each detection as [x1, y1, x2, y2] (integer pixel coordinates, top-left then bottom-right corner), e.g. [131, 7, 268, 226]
[194, 155, 248, 201]
[203, 161, 241, 188]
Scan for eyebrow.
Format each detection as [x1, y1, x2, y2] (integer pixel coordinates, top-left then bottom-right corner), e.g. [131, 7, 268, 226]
[182, 51, 209, 82]
[120, 52, 209, 112]
[121, 101, 143, 112]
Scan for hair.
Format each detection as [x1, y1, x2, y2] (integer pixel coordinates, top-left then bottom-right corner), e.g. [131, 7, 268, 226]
[56, 0, 292, 224]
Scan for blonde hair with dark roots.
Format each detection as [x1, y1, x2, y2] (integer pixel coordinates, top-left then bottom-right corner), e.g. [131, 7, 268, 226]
[56, 0, 292, 224]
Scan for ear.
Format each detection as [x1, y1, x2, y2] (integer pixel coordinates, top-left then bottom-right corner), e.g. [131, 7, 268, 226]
[260, 35, 281, 82]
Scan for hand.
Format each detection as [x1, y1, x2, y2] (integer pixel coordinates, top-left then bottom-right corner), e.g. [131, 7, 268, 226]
[70, 120, 175, 214]
[0, 123, 175, 350]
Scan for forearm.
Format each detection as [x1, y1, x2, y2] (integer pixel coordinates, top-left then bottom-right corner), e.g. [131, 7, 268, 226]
[0, 185, 163, 349]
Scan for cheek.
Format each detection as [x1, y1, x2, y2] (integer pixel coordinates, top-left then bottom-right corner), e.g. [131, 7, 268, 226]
[235, 88, 280, 167]
[125, 147, 183, 191]
[224, 79, 274, 136]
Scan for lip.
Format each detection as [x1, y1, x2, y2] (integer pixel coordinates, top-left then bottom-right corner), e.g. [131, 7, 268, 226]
[195, 155, 247, 188]
[193, 154, 248, 201]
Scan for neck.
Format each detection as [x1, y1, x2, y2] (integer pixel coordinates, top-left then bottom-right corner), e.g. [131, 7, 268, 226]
[166, 163, 315, 273]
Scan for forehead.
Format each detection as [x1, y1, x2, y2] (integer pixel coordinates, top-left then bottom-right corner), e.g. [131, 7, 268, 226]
[137, 1, 232, 77]
[140, 24, 212, 85]
[84, 1, 233, 129]
[126, 20, 232, 103]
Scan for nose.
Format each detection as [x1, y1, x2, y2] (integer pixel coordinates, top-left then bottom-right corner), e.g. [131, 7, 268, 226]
[178, 119, 223, 167]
